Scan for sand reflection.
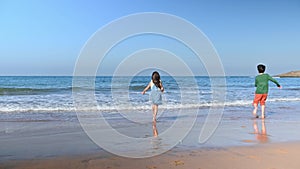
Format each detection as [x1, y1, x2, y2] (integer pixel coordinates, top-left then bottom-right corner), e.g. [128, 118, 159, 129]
[253, 119, 269, 143]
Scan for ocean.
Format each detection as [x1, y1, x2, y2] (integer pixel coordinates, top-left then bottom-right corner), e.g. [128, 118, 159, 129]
[1, 75, 300, 130]
[0, 76, 300, 114]
[0, 76, 299, 115]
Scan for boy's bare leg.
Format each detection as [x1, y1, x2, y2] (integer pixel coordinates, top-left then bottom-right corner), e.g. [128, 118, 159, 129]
[152, 104, 158, 122]
[252, 104, 259, 118]
[261, 105, 266, 119]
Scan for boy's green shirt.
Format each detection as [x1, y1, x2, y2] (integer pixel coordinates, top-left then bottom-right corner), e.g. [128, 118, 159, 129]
[255, 73, 280, 94]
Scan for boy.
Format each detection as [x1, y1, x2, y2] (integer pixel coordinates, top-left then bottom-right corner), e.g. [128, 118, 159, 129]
[253, 64, 281, 119]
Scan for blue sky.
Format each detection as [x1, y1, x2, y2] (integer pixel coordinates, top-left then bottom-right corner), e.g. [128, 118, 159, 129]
[1, 0, 299, 76]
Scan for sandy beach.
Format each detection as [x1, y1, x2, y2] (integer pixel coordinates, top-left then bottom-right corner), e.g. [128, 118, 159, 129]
[1, 102, 300, 169]
[2, 142, 300, 169]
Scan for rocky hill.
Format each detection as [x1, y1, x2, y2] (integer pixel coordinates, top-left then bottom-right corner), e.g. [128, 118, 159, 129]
[276, 71, 300, 77]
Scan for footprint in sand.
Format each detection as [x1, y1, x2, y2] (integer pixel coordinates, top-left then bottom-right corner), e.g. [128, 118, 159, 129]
[276, 149, 288, 154]
[247, 155, 260, 161]
[242, 139, 256, 143]
[174, 160, 184, 166]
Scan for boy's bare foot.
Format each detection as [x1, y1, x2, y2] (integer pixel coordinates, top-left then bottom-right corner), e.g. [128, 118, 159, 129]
[253, 113, 259, 118]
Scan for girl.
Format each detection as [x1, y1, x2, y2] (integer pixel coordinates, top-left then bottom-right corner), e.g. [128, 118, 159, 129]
[142, 71, 164, 122]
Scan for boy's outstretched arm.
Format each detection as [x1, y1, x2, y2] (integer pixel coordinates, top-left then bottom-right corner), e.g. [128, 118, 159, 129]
[268, 75, 281, 88]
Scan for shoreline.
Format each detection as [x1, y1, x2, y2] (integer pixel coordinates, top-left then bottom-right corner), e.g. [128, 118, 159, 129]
[2, 141, 300, 169]
[1, 101, 300, 168]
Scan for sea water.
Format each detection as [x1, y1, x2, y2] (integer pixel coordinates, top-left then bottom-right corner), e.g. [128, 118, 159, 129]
[0, 76, 299, 115]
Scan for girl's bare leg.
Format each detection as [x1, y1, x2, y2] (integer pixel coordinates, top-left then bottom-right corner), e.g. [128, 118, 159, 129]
[152, 104, 158, 122]
[152, 121, 158, 137]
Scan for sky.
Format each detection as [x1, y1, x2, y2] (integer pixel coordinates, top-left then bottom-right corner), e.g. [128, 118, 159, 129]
[1, 0, 299, 76]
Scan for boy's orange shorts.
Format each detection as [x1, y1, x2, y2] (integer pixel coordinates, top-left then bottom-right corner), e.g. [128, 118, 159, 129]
[253, 94, 268, 105]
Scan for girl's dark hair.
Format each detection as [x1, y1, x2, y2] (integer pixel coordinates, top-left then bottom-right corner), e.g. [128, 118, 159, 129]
[152, 71, 161, 89]
[257, 64, 266, 73]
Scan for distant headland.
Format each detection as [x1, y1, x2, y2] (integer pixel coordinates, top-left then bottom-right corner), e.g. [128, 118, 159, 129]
[275, 70, 300, 78]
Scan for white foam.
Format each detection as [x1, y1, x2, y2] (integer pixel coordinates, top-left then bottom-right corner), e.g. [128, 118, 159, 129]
[0, 97, 299, 113]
